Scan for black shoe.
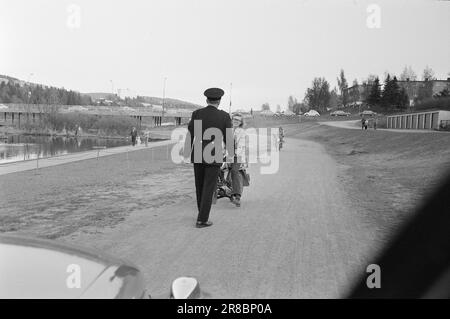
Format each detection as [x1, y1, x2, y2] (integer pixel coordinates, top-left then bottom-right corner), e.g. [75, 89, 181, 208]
[196, 221, 213, 228]
[231, 196, 241, 207]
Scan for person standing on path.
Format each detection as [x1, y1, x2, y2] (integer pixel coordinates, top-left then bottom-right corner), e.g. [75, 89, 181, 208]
[130, 127, 138, 146]
[229, 112, 249, 207]
[184, 88, 232, 228]
[143, 129, 149, 147]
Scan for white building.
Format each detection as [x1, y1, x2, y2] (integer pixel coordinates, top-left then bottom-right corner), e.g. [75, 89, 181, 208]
[387, 110, 450, 130]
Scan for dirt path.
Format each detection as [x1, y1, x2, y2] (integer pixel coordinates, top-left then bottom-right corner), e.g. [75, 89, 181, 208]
[58, 135, 378, 298]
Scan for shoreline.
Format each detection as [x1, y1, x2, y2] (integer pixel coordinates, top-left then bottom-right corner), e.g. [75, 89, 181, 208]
[0, 125, 176, 140]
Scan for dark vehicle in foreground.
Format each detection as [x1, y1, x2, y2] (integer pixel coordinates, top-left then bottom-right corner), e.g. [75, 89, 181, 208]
[0, 235, 200, 299]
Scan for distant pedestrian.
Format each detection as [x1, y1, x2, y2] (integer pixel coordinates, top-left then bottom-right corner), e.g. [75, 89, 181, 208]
[143, 129, 150, 147]
[278, 126, 285, 150]
[131, 127, 138, 146]
[373, 117, 378, 130]
[361, 118, 366, 130]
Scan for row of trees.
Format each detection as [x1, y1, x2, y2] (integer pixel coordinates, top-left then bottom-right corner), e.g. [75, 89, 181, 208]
[0, 80, 159, 109]
[284, 70, 348, 114]
[300, 73, 410, 112]
[0, 80, 92, 105]
[399, 65, 436, 81]
[366, 75, 409, 109]
[22, 112, 137, 136]
[285, 65, 446, 114]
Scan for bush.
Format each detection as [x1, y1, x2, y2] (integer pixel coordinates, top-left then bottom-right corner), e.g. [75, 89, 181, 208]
[45, 113, 81, 132]
[17, 112, 138, 136]
[376, 116, 388, 129]
[72, 114, 98, 131]
[440, 121, 450, 131]
[93, 116, 137, 135]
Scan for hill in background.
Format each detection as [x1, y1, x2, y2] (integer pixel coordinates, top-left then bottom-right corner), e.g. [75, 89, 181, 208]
[138, 96, 201, 110]
[83, 93, 201, 110]
[0, 74, 201, 110]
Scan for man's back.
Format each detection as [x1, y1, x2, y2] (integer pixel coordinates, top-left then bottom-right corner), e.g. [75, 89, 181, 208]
[188, 105, 232, 165]
[192, 105, 230, 132]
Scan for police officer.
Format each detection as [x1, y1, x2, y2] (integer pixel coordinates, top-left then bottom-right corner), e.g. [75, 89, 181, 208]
[185, 88, 232, 228]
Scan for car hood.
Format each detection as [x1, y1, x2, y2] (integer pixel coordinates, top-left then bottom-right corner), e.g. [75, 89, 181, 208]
[0, 235, 145, 299]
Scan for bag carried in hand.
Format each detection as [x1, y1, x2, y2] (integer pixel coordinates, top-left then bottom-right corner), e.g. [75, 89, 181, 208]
[242, 170, 250, 187]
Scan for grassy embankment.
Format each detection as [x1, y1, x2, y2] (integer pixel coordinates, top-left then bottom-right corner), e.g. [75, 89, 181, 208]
[0, 143, 190, 238]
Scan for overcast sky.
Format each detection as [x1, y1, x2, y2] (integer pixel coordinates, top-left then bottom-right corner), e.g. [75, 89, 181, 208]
[1, 0, 449, 110]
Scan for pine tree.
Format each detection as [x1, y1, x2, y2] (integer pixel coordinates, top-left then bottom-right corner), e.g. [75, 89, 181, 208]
[397, 88, 409, 109]
[381, 74, 401, 110]
[337, 69, 348, 107]
[381, 74, 391, 108]
[366, 77, 381, 106]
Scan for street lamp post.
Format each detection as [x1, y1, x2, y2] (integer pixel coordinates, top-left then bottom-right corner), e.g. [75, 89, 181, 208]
[110, 80, 114, 98]
[27, 74, 32, 103]
[26, 73, 34, 127]
[162, 77, 167, 122]
[229, 82, 232, 115]
[27, 73, 34, 84]
[27, 73, 34, 103]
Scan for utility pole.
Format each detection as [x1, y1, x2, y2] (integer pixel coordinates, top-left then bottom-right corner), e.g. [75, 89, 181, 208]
[27, 73, 34, 84]
[110, 80, 114, 98]
[162, 77, 167, 121]
[117, 88, 131, 100]
[229, 82, 232, 115]
[27, 73, 34, 105]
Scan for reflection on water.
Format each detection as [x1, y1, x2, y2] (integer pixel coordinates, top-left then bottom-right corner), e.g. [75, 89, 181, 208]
[0, 135, 129, 164]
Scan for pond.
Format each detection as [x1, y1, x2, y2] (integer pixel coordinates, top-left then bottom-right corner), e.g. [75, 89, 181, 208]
[0, 135, 132, 164]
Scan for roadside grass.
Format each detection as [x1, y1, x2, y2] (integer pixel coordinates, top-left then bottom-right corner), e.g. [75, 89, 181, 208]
[246, 115, 300, 128]
[0, 144, 190, 238]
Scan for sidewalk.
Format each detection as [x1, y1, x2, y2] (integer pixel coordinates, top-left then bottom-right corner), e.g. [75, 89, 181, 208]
[0, 139, 176, 176]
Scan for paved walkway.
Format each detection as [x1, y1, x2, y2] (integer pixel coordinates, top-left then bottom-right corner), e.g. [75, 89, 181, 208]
[0, 139, 176, 176]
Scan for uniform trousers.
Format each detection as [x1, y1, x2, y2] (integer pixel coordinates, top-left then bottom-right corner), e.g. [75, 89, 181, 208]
[194, 163, 220, 222]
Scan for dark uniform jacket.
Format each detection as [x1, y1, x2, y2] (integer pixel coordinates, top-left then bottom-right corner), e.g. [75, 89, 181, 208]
[186, 105, 232, 166]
